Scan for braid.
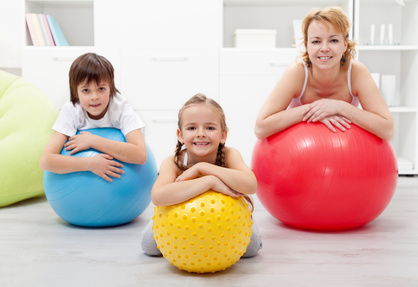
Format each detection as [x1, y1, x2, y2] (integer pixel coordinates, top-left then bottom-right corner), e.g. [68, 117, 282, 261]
[174, 140, 187, 171]
[215, 143, 226, 167]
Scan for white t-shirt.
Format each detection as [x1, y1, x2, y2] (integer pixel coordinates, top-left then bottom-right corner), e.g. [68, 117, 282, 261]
[52, 94, 145, 137]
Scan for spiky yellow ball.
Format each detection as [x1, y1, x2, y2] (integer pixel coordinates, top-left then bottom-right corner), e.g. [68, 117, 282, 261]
[152, 191, 252, 273]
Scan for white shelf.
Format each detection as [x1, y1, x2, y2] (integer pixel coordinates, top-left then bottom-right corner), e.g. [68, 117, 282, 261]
[26, 0, 93, 7]
[25, 0, 94, 46]
[389, 106, 417, 113]
[224, 0, 349, 5]
[358, 45, 418, 51]
[398, 157, 415, 175]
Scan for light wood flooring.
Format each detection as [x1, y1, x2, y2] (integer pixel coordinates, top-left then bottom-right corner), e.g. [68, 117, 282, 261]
[1, 176, 417, 287]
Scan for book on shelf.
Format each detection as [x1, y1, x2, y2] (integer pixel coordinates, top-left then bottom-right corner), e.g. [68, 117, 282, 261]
[41, 14, 55, 46]
[25, 13, 69, 46]
[46, 15, 69, 46]
[25, 14, 39, 46]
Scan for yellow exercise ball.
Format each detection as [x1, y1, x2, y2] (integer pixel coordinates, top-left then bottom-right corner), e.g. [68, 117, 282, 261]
[152, 191, 252, 273]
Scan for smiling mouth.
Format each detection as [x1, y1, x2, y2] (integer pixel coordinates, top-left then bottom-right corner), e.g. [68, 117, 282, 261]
[194, 142, 209, 146]
[319, 56, 332, 60]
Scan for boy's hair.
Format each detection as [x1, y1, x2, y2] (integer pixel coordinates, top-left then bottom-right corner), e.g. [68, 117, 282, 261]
[69, 52, 120, 104]
[299, 7, 356, 69]
[174, 93, 228, 170]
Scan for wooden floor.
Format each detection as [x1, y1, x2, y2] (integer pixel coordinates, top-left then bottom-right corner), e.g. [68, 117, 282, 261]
[1, 176, 417, 287]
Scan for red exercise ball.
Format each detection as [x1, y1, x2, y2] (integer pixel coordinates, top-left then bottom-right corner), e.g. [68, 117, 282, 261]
[251, 122, 398, 230]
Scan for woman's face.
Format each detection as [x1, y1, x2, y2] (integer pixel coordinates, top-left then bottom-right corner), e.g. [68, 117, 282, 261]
[306, 20, 347, 70]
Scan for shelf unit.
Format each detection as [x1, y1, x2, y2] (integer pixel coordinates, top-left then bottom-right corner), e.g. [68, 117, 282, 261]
[24, 0, 94, 47]
[223, 0, 353, 48]
[354, 0, 418, 174]
[3, 0, 417, 173]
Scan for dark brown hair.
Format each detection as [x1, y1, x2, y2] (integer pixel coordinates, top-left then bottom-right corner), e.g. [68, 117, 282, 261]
[69, 52, 120, 104]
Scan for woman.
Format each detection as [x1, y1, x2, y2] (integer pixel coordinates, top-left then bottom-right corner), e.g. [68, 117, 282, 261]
[255, 7, 393, 141]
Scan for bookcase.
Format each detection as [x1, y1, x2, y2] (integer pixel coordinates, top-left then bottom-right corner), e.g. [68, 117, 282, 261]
[24, 0, 94, 47]
[220, 0, 353, 166]
[354, 0, 418, 174]
[4, 0, 418, 174]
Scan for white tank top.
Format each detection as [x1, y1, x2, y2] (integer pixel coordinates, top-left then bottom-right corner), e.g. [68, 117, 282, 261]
[288, 61, 359, 108]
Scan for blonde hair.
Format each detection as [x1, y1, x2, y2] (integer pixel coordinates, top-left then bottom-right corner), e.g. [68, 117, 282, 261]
[174, 93, 228, 170]
[174, 93, 254, 212]
[299, 7, 356, 69]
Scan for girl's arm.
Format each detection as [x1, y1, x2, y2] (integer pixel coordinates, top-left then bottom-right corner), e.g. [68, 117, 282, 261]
[151, 156, 242, 206]
[301, 62, 394, 141]
[175, 147, 257, 196]
[254, 63, 307, 139]
[64, 129, 147, 164]
[39, 131, 124, 182]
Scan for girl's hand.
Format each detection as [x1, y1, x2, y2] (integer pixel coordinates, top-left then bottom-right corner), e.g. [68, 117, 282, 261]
[205, 175, 244, 198]
[212, 179, 244, 198]
[89, 154, 124, 182]
[318, 115, 351, 133]
[175, 164, 202, 182]
[302, 99, 343, 123]
[65, 131, 95, 155]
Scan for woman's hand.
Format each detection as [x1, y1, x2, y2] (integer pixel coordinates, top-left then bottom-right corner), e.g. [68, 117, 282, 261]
[302, 99, 351, 132]
[89, 154, 124, 182]
[318, 115, 351, 132]
[65, 131, 95, 154]
[302, 99, 343, 122]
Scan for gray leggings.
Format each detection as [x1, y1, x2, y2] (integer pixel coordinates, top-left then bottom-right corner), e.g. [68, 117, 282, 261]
[141, 218, 262, 258]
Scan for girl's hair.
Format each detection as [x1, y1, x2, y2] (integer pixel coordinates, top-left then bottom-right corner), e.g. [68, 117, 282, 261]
[174, 93, 254, 212]
[69, 52, 120, 105]
[299, 7, 356, 69]
[174, 93, 228, 171]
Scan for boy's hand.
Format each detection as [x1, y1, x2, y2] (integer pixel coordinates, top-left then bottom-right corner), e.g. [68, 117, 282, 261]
[89, 154, 124, 182]
[65, 131, 95, 154]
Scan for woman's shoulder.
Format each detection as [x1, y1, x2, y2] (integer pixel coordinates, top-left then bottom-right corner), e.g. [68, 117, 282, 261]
[350, 60, 369, 74]
[286, 61, 306, 74]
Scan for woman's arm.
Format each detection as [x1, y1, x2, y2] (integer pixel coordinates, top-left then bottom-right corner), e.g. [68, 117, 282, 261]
[64, 129, 147, 164]
[39, 131, 124, 182]
[301, 62, 394, 141]
[175, 147, 257, 196]
[255, 63, 306, 139]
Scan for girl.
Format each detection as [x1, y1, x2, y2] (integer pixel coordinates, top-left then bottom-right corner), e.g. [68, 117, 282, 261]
[141, 93, 262, 257]
[255, 7, 393, 141]
[40, 52, 147, 182]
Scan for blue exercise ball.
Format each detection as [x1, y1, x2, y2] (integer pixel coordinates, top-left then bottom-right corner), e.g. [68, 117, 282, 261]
[43, 128, 158, 227]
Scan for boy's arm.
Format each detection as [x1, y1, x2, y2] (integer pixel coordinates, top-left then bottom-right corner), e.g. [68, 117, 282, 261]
[39, 131, 124, 182]
[64, 129, 147, 164]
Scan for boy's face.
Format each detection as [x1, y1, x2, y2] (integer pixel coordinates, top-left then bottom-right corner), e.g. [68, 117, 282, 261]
[77, 79, 111, 120]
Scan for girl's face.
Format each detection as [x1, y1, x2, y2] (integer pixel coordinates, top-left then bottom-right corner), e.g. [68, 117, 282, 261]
[307, 20, 347, 70]
[177, 104, 227, 163]
[77, 79, 111, 120]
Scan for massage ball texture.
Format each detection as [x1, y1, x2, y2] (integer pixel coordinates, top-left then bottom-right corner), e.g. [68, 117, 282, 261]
[44, 128, 158, 227]
[252, 122, 398, 231]
[0, 70, 58, 207]
[153, 191, 253, 273]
